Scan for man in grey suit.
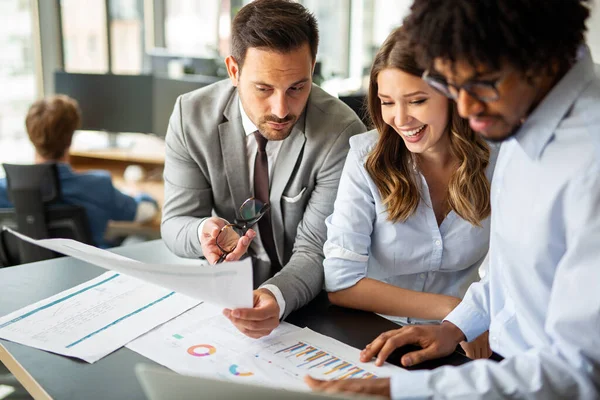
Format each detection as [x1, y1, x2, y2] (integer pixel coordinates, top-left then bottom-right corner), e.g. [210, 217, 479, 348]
[161, 0, 366, 338]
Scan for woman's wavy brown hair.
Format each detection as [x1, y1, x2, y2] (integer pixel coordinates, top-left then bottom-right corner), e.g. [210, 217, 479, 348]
[365, 27, 491, 226]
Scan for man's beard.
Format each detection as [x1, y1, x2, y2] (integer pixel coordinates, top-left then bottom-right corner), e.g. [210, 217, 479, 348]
[473, 115, 524, 144]
[258, 115, 297, 141]
[483, 126, 521, 143]
[480, 96, 538, 143]
[469, 113, 524, 143]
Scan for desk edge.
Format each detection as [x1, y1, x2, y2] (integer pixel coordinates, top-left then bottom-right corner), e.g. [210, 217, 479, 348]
[0, 343, 52, 400]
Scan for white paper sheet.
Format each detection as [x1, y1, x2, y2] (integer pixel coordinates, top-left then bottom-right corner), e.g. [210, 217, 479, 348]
[127, 304, 406, 391]
[0, 272, 200, 363]
[254, 328, 404, 384]
[4, 228, 253, 309]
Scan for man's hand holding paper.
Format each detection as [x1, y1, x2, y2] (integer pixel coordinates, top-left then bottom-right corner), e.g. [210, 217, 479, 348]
[223, 288, 280, 339]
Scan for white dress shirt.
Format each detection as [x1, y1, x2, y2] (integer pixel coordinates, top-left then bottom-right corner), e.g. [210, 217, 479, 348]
[390, 47, 600, 399]
[324, 131, 496, 325]
[198, 101, 286, 317]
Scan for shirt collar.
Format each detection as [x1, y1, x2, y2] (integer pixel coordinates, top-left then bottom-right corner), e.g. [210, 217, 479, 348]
[515, 46, 595, 160]
[239, 99, 258, 137]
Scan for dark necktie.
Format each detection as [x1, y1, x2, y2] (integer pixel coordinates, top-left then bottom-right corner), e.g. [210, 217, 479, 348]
[253, 131, 282, 274]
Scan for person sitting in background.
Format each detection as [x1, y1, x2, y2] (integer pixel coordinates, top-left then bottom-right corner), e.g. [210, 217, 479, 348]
[0, 95, 158, 248]
[323, 27, 497, 359]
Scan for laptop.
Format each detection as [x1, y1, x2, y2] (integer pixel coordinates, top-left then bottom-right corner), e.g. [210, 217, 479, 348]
[135, 364, 379, 400]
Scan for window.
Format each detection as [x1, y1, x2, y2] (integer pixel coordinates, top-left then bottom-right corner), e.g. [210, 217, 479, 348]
[372, 0, 411, 46]
[164, 0, 220, 57]
[587, 3, 600, 62]
[60, 0, 109, 73]
[0, 0, 36, 140]
[109, 0, 145, 74]
[301, 0, 350, 79]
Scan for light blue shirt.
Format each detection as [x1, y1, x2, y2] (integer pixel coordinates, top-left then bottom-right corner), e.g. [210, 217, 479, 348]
[391, 48, 600, 399]
[323, 131, 496, 325]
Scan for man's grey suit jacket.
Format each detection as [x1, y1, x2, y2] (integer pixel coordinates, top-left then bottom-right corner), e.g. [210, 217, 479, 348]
[161, 79, 366, 317]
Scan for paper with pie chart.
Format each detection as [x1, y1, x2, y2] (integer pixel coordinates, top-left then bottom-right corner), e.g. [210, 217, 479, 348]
[127, 302, 304, 388]
[127, 303, 405, 391]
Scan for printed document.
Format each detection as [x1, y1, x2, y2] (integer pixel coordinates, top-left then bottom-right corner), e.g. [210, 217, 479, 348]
[128, 303, 405, 391]
[0, 272, 200, 363]
[4, 228, 253, 309]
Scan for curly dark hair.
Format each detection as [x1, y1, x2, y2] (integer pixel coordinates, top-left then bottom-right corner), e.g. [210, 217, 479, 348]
[402, 0, 591, 75]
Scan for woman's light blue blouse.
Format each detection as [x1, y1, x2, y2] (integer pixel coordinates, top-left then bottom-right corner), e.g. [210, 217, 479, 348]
[324, 130, 497, 324]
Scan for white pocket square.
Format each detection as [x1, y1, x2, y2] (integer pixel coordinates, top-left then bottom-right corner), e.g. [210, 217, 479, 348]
[282, 187, 307, 203]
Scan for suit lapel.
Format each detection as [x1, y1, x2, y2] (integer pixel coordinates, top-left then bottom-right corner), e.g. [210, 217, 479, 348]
[270, 113, 306, 261]
[218, 92, 251, 214]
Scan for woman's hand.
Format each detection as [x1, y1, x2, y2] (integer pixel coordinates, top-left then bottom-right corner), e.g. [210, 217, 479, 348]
[459, 330, 492, 359]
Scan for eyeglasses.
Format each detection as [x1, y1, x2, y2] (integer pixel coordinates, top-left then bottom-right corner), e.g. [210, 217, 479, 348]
[421, 69, 511, 103]
[215, 197, 270, 264]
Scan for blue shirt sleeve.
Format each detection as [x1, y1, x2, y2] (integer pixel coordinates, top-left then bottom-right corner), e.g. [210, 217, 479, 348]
[444, 272, 491, 342]
[108, 183, 139, 222]
[134, 193, 158, 207]
[323, 145, 375, 292]
[0, 179, 12, 208]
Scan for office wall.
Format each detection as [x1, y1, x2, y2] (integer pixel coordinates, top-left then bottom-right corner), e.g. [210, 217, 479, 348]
[372, 0, 412, 45]
[152, 75, 223, 137]
[587, 0, 600, 62]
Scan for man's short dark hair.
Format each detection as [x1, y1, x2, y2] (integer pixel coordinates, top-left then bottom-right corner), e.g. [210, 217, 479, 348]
[231, 0, 319, 69]
[403, 0, 591, 75]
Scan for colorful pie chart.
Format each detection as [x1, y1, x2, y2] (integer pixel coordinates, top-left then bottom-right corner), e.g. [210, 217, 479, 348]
[187, 344, 216, 357]
[229, 364, 254, 377]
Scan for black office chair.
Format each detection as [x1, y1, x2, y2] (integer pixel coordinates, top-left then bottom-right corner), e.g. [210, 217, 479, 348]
[339, 93, 371, 127]
[0, 163, 93, 267]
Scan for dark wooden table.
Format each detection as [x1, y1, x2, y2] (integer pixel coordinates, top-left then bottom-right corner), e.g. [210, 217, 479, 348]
[0, 240, 470, 399]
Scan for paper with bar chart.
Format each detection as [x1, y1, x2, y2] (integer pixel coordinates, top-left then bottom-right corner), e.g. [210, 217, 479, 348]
[0, 272, 200, 363]
[266, 338, 378, 380]
[127, 303, 405, 391]
[253, 328, 404, 385]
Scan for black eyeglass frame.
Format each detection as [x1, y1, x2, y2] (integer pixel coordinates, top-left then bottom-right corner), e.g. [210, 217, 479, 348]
[421, 69, 511, 103]
[215, 197, 270, 264]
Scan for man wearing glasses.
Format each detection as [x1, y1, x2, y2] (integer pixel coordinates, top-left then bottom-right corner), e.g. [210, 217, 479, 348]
[161, 0, 366, 339]
[307, 0, 600, 398]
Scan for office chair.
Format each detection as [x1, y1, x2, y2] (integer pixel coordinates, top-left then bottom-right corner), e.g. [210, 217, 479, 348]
[0, 163, 93, 267]
[339, 93, 371, 127]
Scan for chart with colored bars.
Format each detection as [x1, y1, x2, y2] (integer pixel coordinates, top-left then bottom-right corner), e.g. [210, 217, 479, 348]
[128, 304, 404, 391]
[274, 341, 377, 380]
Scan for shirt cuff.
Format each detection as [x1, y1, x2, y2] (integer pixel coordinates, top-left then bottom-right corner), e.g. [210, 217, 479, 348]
[443, 301, 488, 342]
[134, 193, 158, 207]
[260, 284, 286, 320]
[390, 369, 433, 399]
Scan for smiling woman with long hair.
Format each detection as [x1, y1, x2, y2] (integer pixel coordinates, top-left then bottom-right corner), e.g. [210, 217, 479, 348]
[323, 27, 497, 358]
